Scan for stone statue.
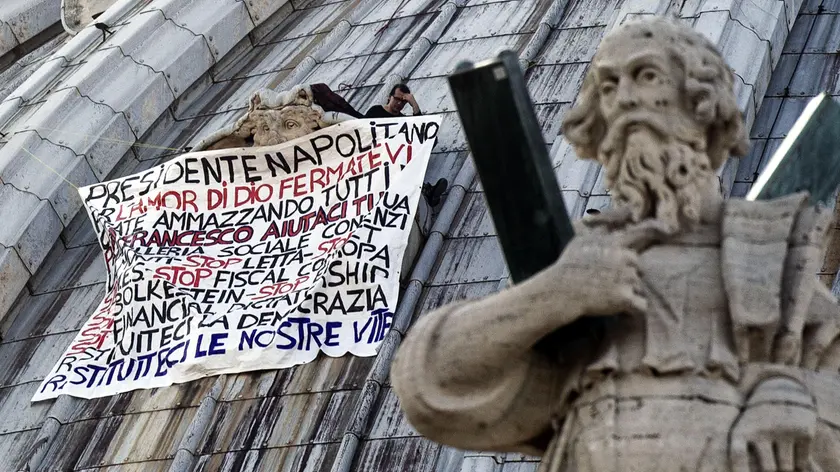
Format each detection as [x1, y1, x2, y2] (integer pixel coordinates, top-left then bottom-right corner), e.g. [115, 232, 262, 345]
[193, 85, 356, 152]
[392, 17, 840, 472]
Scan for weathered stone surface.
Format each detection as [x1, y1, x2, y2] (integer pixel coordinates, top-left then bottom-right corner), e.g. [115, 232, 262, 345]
[392, 16, 840, 471]
[0, 0, 61, 56]
[0, 247, 30, 327]
[0, 185, 63, 273]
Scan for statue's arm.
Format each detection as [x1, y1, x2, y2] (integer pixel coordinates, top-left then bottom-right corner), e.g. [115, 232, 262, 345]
[391, 227, 654, 453]
[391, 222, 661, 453]
[391, 280, 581, 455]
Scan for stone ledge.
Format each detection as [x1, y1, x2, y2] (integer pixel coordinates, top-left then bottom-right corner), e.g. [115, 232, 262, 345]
[98, 9, 215, 99]
[15, 86, 136, 185]
[142, 0, 255, 62]
[237, 0, 280, 29]
[60, 47, 176, 137]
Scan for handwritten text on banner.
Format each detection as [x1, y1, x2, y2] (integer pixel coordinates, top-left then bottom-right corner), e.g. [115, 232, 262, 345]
[33, 116, 440, 401]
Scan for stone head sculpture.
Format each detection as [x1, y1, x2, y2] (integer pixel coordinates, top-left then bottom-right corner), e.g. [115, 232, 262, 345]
[232, 105, 325, 147]
[562, 17, 750, 230]
[193, 85, 354, 152]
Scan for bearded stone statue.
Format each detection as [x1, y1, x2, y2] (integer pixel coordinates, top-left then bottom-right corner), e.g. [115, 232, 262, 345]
[392, 17, 840, 472]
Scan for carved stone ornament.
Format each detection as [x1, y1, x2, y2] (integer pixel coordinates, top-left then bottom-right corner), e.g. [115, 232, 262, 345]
[192, 85, 357, 152]
[62, 0, 117, 35]
[392, 17, 840, 472]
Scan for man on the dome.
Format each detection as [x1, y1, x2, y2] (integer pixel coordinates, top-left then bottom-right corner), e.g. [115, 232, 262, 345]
[366, 82, 447, 205]
[366, 83, 423, 118]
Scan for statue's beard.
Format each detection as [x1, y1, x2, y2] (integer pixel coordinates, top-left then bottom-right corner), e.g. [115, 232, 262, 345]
[599, 117, 714, 232]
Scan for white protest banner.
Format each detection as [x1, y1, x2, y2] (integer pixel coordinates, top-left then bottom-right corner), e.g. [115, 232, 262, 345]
[33, 115, 440, 401]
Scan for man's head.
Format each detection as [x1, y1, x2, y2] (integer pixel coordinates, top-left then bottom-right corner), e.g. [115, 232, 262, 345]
[562, 17, 749, 230]
[387, 84, 412, 113]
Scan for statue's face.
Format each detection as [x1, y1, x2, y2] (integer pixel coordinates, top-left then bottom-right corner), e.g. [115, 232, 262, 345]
[593, 45, 683, 127]
[563, 19, 749, 230]
[249, 106, 322, 146]
[589, 38, 714, 231]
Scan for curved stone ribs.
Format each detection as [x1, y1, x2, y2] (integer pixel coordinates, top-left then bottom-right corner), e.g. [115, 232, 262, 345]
[0, 0, 289, 322]
[0, 0, 62, 58]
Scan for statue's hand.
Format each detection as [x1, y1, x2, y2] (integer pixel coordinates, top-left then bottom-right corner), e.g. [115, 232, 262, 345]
[554, 219, 670, 317]
[730, 377, 817, 472]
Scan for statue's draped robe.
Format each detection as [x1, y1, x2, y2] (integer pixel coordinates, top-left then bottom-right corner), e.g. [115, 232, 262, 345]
[393, 194, 840, 471]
